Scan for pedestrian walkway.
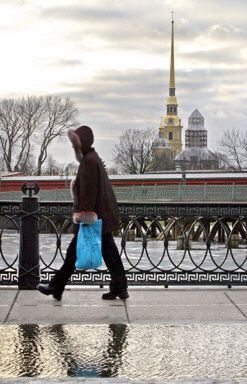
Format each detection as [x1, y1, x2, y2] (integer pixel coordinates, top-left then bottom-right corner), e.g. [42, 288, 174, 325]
[1, 287, 247, 384]
[1, 287, 247, 325]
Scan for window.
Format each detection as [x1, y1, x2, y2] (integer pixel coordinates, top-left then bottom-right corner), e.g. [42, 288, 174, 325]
[168, 132, 173, 140]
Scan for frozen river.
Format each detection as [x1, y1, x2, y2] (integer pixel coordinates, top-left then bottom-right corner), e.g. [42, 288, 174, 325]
[1, 230, 247, 272]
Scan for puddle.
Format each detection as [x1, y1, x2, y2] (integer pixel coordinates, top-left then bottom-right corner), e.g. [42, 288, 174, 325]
[0, 324, 247, 380]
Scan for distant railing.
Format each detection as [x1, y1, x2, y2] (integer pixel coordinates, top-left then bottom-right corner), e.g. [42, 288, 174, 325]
[1, 196, 247, 287]
[113, 184, 247, 202]
[1, 183, 247, 202]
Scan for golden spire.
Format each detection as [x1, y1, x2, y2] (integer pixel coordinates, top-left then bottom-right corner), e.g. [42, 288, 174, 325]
[169, 11, 175, 93]
[166, 11, 177, 112]
[157, 11, 182, 157]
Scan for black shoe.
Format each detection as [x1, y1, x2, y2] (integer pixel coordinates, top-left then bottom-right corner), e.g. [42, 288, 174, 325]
[102, 290, 129, 301]
[37, 284, 62, 301]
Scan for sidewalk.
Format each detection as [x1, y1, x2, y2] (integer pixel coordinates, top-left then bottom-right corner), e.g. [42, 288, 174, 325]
[1, 287, 247, 324]
[1, 287, 247, 383]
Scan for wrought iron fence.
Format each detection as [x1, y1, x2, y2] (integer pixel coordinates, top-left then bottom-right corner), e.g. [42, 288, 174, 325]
[1, 199, 247, 287]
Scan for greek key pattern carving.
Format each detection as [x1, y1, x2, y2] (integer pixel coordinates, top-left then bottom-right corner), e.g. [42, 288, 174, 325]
[39, 203, 73, 215]
[0, 271, 18, 284]
[40, 271, 247, 285]
[118, 203, 247, 217]
[0, 203, 21, 215]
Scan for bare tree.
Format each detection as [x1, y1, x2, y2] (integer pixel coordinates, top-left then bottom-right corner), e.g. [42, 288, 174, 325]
[107, 166, 119, 175]
[36, 96, 78, 175]
[14, 96, 44, 172]
[0, 156, 5, 173]
[152, 151, 176, 171]
[218, 128, 247, 171]
[0, 98, 24, 172]
[0, 97, 44, 172]
[112, 128, 157, 174]
[63, 161, 78, 176]
[210, 151, 229, 170]
[44, 154, 60, 175]
[0, 96, 78, 175]
[18, 152, 36, 175]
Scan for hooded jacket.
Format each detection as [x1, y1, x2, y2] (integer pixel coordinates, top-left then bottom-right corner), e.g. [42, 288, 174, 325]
[68, 125, 119, 234]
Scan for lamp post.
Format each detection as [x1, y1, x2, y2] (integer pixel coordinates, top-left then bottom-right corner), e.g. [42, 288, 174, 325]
[19, 183, 40, 289]
[181, 158, 187, 184]
[175, 158, 187, 184]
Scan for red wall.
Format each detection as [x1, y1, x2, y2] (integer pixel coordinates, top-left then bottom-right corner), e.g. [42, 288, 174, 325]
[1, 176, 247, 192]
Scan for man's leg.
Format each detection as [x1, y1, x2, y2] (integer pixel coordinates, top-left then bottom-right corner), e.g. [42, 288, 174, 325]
[38, 230, 78, 300]
[101, 232, 128, 300]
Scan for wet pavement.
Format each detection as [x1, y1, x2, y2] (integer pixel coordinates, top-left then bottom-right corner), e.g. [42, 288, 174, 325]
[1, 323, 247, 381]
[2, 379, 247, 384]
[1, 288, 247, 382]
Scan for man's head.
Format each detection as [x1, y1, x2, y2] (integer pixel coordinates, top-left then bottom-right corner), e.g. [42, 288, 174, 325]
[67, 125, 94, 162]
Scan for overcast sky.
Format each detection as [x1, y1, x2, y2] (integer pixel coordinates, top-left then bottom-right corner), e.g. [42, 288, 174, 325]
[0, 0, 246, 167]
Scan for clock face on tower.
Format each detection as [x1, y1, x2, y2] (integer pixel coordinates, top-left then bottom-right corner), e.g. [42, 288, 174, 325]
[168, 118, 174, 125]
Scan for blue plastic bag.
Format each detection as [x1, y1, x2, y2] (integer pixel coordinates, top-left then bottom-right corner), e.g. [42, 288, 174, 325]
[75, 219, 102, 270]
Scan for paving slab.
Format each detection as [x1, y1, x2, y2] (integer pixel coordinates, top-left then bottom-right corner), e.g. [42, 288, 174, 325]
[0, 305, 11, 324]
[224, 291, 247, 319]
[124, 289, 231, 305]
[18, 289, 124, 306]
[6, 305, 127, 325]
[5, 290, 127, 325]
[125, 289, 245, 323]
[126, 303, 245, 323]
[227, 289, 247, 305]
[0, 289, 18, 324]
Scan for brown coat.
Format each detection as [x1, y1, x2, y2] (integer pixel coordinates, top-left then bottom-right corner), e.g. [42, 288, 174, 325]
[73, 148, 119, 233]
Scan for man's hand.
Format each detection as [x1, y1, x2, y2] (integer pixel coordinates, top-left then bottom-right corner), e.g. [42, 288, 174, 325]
[73, 211, 98, 224]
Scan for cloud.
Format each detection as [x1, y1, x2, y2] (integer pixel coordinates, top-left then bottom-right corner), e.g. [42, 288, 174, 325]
[0, 0, 246, 166]
[50, 59, 82, 67]
[41, 4, 131, 22]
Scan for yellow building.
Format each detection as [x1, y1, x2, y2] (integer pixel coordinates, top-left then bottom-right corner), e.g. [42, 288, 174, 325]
[157, 16, 182, 156]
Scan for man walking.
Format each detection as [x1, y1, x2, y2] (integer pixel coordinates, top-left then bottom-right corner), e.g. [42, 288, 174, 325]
[38, 125, 128, 301]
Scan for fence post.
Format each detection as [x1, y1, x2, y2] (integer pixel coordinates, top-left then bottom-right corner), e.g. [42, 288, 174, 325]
[178, 184, 181, 200]
[232, 183, 235, 201]
[204, 183, 207, 200]
[154, 184, 157, 199]
[132, 185, 135, 201]
[18, 183, 40, 289]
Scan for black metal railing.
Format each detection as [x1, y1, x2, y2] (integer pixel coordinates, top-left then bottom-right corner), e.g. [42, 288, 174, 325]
[1, 189, 247, 287]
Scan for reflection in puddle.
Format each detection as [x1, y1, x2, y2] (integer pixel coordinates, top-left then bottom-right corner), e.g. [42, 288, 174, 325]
[1, 324, 247, 380]
[0, 324, 128, 378]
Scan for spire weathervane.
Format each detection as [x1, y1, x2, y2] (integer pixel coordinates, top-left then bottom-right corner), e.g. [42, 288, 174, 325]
[169, 11, 175, 91]
[171, 10, 174, 23]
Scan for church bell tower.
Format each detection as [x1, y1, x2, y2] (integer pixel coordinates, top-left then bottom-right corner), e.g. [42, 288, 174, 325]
[158, 14, 182, 155]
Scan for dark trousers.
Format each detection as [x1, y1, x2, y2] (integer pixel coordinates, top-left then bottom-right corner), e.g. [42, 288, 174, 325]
[50, 231, 127, 294]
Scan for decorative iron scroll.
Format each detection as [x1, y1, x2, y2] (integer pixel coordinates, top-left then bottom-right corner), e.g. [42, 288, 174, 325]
[0, 213, 19, 285]
[1, 200, 247, 286]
